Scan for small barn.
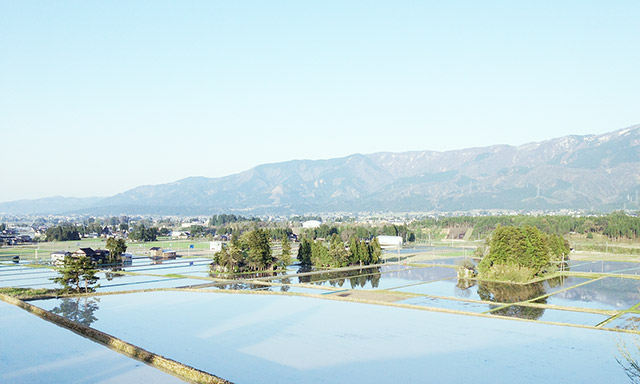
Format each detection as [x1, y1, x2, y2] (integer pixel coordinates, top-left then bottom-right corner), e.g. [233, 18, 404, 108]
[162, 249, 177, 259]
[149, 247, 163, 258]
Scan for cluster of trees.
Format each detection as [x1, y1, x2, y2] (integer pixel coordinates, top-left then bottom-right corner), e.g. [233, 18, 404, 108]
[477, 225, 571, 281]
[212, 229, 287, 273]
[78, 223, 108, 236]
[128, 224, 158, 242]
[297, 234, 382, 267]
[209, 214, 260, 227]
[45, 224, 81, 242]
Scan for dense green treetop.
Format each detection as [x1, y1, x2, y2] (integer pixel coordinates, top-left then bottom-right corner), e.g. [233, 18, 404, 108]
[477, 225, 571, 281]
[298, 235, 381, 268]
[213, 229, 274, 273]
[128, 224, 158, 242]
[105, 237, 127, 264]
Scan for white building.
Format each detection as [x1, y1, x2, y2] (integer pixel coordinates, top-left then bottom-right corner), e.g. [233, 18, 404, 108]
[377, 235, 403, 248]
[302, 220, 321, 229]
[210, 241, 224, 252]
[50, 251, 71, 266]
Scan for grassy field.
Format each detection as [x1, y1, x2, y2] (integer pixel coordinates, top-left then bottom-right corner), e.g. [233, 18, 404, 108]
[0, 237, 219, 262]
[567, 233, 640, 262]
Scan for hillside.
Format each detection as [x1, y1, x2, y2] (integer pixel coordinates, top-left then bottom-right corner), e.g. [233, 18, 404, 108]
[2, 125, 639, 215]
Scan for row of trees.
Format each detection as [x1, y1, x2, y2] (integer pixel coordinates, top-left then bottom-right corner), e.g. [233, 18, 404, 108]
[42, 220, 168, 243]
[209, 214, 260, 227]
[45, 224, 81, 242]
[45, 223, 130, 241]
[414, 211, 640, 240]
[302, 224, 416, 243]
[297, 235, 382, 268]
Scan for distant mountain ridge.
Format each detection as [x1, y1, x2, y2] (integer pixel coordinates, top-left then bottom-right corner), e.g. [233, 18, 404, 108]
[2, 125, 640, 215]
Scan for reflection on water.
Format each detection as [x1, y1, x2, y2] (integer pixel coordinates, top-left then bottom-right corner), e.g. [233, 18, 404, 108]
[453, 275, 580, 320]
[607, 313, 640, 330]
[456, 278, 476, 290]
[478, 280, 547, 320]
[209, 270, 283, 280]
[296, 266, 381, 289]
[105, 269, 125, 281]
[50, 297, 100, 326]
[539, 277, 640, 311]
[477, 280, 546, 303]
[213, 282, 272, 290]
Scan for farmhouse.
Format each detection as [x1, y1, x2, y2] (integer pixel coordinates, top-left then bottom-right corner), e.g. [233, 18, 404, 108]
[50, 251, 72, 266]
[52, 248, 110, 265]
[73, 248, 110, 264]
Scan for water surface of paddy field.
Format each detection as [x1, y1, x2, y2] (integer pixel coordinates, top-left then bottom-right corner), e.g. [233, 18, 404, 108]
[0, 262, 209, 292]
[390, 275, 590, 303]
[398, 295, 495, 313]
[537, 277, 640, 311]
[0, 299, 186, 384]
[605, 312, 640, 330]
[568, 260, 640, 275]
[30, 290, 635, 383]
[286, 266, 457, 290]
[487, 305, 611, 325]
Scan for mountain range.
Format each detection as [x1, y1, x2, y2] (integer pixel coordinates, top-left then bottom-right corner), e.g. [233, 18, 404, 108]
[3, 125, 640, 216]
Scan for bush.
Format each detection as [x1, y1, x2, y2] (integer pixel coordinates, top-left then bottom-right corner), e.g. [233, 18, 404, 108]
[480, 263, 537, 283]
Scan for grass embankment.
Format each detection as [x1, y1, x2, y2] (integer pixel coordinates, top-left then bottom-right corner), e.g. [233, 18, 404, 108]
[0, 287, 56, 300]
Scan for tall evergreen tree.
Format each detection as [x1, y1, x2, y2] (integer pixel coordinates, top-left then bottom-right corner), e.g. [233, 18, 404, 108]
[51, 255, 100, 294]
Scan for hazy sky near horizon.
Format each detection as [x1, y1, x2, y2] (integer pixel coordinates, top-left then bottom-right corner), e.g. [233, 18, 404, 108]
[1, 1, 639, 203]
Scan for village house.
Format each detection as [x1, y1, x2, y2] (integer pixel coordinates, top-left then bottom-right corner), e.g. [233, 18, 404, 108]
[149, 247, 163, 258]
[51, 248, 110, 266]
[50, 251, 71, 266]
[73, 248, 110, 264]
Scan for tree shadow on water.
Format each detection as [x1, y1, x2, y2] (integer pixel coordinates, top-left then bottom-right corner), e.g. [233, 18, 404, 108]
[50, 297, 100, 327]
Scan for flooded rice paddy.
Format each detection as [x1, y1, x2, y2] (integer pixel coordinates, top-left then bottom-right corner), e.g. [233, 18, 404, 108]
[28, 290, 636, 383]
[0, 299, 185, 384]
[3, 249, 640, 383]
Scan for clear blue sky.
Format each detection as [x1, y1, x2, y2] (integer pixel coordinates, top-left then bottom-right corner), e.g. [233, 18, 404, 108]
[1, 1, 638, 203]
